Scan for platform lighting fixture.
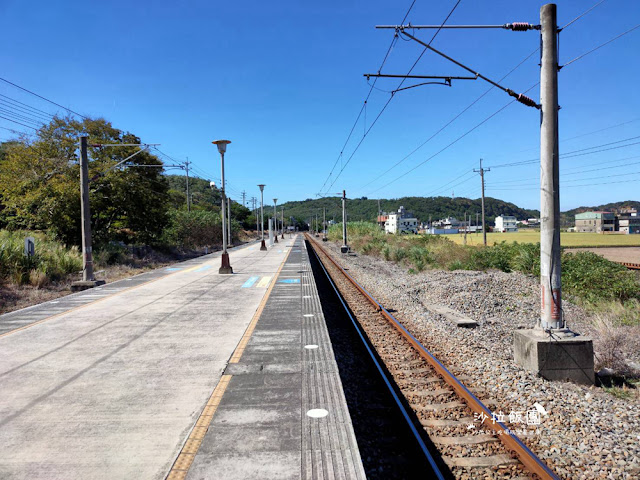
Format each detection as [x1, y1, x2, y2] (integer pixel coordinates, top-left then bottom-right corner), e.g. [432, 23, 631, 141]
[213, 139, 233, 274]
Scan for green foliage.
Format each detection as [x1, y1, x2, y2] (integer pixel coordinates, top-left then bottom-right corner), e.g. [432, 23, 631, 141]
[162, 210, 224, 249]
[562, 251, 640, 302]
[0, 117, 171, 247]
[281, 196, 539, 226]
[0, 230, 82, 285]
[335, 223, 640, 306]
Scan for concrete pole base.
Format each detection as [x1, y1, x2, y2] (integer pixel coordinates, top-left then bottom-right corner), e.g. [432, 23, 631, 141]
[513, 328, 594, 385]
[281, 233, 285, 239]
[260, 240, 267, 251]
[219, 253, 233, 274]
[70, 280, 106, 292]
[340, 245, 349, 253]
[274, 236, 279, 243]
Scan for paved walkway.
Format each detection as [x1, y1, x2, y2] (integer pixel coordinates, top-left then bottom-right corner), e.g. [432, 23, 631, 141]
[0, 239, 290, 480]
[181, 236, 365, 480]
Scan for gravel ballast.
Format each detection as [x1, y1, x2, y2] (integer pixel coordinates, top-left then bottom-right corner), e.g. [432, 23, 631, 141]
[319, 240, 640, 480]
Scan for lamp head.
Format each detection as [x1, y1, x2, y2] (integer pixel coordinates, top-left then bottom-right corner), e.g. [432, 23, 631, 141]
[258, 184, 265, 192]
[212, 139, 231, 154]
[273, 198, 278, 204]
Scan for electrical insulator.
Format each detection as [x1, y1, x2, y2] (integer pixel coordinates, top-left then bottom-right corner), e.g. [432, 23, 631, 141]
[505, 22, 537, 31]
[516, 94, 539, 108]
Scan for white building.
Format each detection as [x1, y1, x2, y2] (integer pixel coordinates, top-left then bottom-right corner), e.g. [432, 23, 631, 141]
[385, 206, 418, 234]
[494, 215, 518, 233]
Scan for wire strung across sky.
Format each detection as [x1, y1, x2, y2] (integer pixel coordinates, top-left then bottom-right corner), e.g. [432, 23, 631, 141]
[319, 0, 462, 196]
[0, 77, 87, 120]
[370, 1, 636, 200]
[317, 0, 418, 194]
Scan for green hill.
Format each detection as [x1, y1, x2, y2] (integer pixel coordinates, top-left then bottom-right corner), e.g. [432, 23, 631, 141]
[280, 196, 540, 226]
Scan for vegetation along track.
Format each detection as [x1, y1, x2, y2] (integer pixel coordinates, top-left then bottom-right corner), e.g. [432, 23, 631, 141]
[305, 234, 558, 480]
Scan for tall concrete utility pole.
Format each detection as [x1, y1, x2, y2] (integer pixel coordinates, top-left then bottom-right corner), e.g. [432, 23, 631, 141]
[241, 190, 246, 208]
[539, 3, 562, 331]
[315, 213, 319, 237]
[514, 3, 594, 385]
[273, 199, 279, 243]
[258, 185, 267, 250]
[213, 140, 232, 274]
[323, 207, 327, 242]
[281, 208, 285, 239]
[227, 197, 232, 246]
[184, 159, 191, 212]
[79, 136, 95, 283]
[341, 190, 348, 253]
[474, 158, 490, 246]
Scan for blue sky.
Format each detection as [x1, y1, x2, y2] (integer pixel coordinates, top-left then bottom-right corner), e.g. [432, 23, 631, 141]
[1, 0, 639, 211]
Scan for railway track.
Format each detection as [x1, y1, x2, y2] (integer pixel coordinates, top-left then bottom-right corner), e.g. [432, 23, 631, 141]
[306, 234, 559, 480]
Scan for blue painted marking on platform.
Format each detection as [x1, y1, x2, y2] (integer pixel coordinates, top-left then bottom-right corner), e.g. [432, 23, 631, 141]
[166, 267, 182, 271]
[278, 278, 301, 284]
[278, 250, 283, 253]
[242, 276, 259, 288]
[194, 265, 212, 273]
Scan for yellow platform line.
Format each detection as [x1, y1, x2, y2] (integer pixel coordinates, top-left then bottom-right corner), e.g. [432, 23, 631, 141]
[165, 374, 232, 480]
[164, 239, 295, 480]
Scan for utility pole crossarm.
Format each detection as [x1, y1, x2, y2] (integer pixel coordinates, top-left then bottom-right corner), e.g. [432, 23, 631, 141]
[376, 23, 540, 31]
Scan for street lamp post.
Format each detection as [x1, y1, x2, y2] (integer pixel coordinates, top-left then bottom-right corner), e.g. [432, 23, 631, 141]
[258, 185, 267, 251]
[213, 140, 233, 274]
[273, 198, 279, 243]
[281, 208, 285, 239]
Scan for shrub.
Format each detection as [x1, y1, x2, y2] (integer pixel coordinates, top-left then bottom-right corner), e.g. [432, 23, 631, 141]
[562, 251, 640, 302]
[0, 230, 82, 285]
[162, 210, 223, 249]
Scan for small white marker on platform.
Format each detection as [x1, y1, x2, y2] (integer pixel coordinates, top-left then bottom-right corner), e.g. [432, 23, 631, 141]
[304, 345, 319, 349]
[303, 314, 314, 317]
[303, 295, 311, 299]
[306, 409, 329, 418]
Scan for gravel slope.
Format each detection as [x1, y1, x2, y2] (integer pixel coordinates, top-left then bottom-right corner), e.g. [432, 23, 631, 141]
[320, 240, 640, 480]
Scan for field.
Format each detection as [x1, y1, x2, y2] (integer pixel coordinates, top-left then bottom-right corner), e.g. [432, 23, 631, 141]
[446, 231, 640, 247]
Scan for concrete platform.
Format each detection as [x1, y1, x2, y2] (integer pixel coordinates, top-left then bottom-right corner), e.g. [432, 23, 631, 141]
[181, 236, 366, 480]
[0, 239, 291, 480]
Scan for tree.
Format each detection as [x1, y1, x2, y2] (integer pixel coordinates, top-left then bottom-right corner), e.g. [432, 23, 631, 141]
[0, 116, 170, 246]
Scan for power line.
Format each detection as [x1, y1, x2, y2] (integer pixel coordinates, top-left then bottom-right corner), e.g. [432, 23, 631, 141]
[318, 0, 418, 194]
[0, 107, 45, 126]
[0, 115, 38, 130]
[0, 99, 54, 122]
[0, 77, 88, 119]
[359, 47, 540, 191]
[358, 0, 616, 199]
[321, 0, 462, 195]
[0, 93, 56, 118]
[562, 23, 640, 68]
[560, 0, 607, 30]
[367, 81, 538, 195]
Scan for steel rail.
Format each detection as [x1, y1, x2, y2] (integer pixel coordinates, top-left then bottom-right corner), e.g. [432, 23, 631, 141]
[307, 238, 447, 480]
[306, 234, 559, 480]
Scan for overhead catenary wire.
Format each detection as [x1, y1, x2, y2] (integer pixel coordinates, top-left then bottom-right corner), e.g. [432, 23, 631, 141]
[366, 81, 539, 196]
[321, 0, 463, 195]
[318, 0, 418, 194]
[561, 23, 640, 68]
[359, 47, 540, 191]
[378, 0, 619, 199]
[0, 77, 88, 119]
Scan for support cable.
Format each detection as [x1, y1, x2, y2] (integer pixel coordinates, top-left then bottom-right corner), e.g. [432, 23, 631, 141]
[322, 0, 462, 195]
[0, 77, 88, 119]
[318, 0, 415, 194]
